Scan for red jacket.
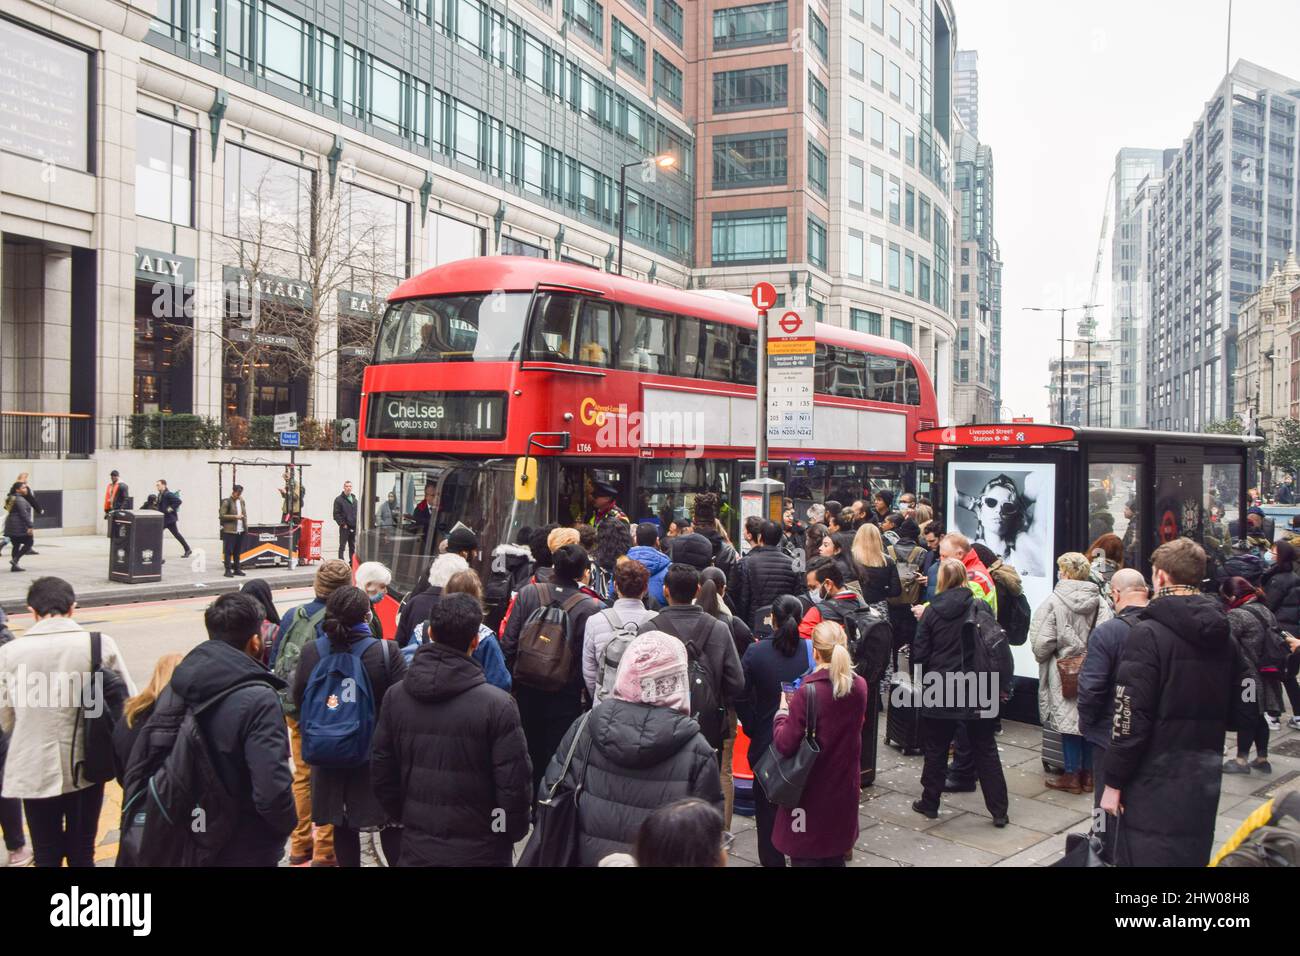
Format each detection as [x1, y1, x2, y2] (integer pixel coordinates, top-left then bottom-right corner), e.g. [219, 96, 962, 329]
[962, 551, 998, 613]
[798, 592, 862, 639]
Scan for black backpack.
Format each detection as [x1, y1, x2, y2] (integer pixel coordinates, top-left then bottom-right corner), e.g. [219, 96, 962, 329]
[818, 598, 893, 684]
[1241, 603, 1293, 674]
[116, 681, 264, 867]
[999, 588, 1033, 647]
[71, 632, 130, 787]
[656, 614, 726, 751]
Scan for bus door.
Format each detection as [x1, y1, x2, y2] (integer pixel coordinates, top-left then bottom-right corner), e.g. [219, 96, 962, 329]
[558, 460, 631, 526]
[634, 458, 733, 534]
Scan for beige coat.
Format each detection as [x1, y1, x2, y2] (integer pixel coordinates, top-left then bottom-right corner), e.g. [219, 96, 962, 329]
[1029, 579, 1112, 735]
[0, 617, 136, 798]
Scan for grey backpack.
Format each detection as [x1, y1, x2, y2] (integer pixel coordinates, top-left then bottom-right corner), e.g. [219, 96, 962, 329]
[598, 608, 643, 699]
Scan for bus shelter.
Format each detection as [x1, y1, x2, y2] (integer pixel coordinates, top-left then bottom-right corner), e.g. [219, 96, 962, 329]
[917, 424, 1263, 723]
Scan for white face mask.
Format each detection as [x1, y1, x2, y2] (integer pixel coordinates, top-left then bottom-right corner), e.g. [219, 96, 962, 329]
[808, 589, 823, 604]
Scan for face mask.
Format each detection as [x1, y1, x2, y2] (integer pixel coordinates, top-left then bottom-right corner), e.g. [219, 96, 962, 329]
[369, 591, 384, 604]
[808, 589, 823, 604]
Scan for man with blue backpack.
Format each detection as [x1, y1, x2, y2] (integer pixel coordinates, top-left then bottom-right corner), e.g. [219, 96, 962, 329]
[291, 585, 405, 868]
[270, 558, 352, 867]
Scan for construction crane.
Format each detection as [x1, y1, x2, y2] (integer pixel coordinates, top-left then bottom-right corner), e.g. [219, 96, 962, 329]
[1082, 170, 1117, 340]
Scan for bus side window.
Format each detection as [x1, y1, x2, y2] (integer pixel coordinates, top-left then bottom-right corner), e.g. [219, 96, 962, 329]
[735, 328, 757, 385]
[530, 293, 581, 361]
[833, 348, 866, 399]
[700, 322, 736, 382]
[868, 354, 901, 403]
[813, 343, 831, 394]
[618, 306, 674, 374]
[677, 316, 701, 378]
[577, 299, 614, 367]
[904, 361, 921, 405]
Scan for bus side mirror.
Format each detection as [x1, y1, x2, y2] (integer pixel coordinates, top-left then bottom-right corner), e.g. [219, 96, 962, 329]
[515, 457, 538, 502]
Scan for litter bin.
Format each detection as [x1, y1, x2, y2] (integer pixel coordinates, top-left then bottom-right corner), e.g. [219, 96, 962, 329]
[109, 510, 164, 584]
[297, 517, 322, 565]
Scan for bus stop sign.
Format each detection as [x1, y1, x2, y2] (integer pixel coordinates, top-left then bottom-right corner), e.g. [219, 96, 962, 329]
[751, 281, 777, 311]
[914, 424, 1076, 447]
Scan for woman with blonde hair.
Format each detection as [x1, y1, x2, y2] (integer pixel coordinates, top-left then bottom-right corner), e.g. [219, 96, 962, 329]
[1030, 551, 1112, 794]
[111, 653, 184, 787]
[914, 503, 933, 531]
[911, 559, 1011, 824]
[851, 522, 902, 606]
[769, 620, 869, 866]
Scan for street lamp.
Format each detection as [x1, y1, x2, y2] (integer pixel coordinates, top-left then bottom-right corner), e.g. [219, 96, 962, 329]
[1023, 305, 1100, 424]
[617, 153, 677, 276]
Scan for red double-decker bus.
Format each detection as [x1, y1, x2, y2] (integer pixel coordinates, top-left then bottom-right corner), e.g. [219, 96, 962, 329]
[358, 257, 938, 592]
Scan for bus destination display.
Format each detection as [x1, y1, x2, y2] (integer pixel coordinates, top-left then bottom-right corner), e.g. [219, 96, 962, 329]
[367, 392, 507, 441]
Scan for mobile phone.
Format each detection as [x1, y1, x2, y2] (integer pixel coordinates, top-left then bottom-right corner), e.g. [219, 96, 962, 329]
[780, 679, 801, 695]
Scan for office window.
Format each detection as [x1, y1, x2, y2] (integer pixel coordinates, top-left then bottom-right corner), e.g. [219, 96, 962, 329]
[888, 243, 901, 289]
[869, 167, 884, 216]
[889, 61, 900, 99]
[888, 175, 901, 224]
[501, 235, 548, 257]
[891, 317, 912, 346]
[452, 0, 488, 53]
[871, 0, 884, 30]
[808, 72, 828, 120]
[870, 49, 884, 88]
[960, 300, 969, 318]
[712, 208, 787, 265]
[919, 194, 931, 239]
[136, 114, 194, 227]
[654, 0, 683, 45]
[888, 117, 901, 155]
[904, 185, 914, 231]
[870, 108, 884, 146]
[713, 1, 788, 49]
[847, 231, 865, 278]
[346, 182, 410, 278]
[563, 0, 604, 46]
[905, 129, 915, 165]
[848, 158, 865, 206]
[869, 237, 884, 283]
[808, 215, 827, 269]
[850, 0, 865, 19]
[905, 19, 915, 55]
[905, 74, 915, 111]
[847, 37, 865, 77]
[713, 131, 787, 188]
[918, 256, 930, 301]
[808, 140, 828, 196]
[223, 143, 313, 245]
[959, 358, 969, 382]
[612, 19, 646, 77]
[808, 9, 828, 59]
[654, 53, 683, 106]
[888, 4, 901, 43]
[904, 251, 914, 295]
[851, 308, 882, 335]
[848, 96, 865, 137]
[259, 2, 313, 94]
[961, 247, 970, 265]
[960, 273, 969, 292]
[0, 18, 91, 170]
[713, 65, 788, 112]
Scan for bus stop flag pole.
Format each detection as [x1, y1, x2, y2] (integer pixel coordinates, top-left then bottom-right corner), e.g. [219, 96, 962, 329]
[742, 281, 784, 542]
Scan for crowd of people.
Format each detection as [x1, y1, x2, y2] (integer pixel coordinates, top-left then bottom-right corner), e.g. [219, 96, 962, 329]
[1, 482, 1298, 870]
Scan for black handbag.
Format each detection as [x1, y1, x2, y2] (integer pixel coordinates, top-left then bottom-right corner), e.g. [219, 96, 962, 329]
[518, 711, 594, 867]
[752, 682, 820, 808]
[72, 632, 129, 786]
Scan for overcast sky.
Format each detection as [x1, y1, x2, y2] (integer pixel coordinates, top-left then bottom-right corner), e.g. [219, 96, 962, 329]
[957, 0, 1300, 421]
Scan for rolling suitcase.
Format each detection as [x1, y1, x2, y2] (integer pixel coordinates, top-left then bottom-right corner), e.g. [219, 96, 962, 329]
[860, 690, 881, 787]
[884, 648, 923, 755]
[1041, 726, 1066, 773]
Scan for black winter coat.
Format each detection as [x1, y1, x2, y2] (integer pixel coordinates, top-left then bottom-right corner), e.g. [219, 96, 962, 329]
[167, 640, 297, 866]
[729, 546, 800, 627]
[667, 532, 713, 570]
[396, 586, 442, 647]
[736, 637, 813, 761]
[371, 641, 532, 866]
[857, 559, 902, 605]
[1105, 594, 1255, 867]
[538, 699, 723, 866]
[292, 631, 407, 828]
[1262, 565, 1300, 628]
[1075, 605, 1142, 749]
[500, 578, 603, 698]
[911, 586, 1009, 720]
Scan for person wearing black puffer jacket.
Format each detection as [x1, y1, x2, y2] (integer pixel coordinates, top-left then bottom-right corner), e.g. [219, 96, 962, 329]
[667, 515, 714, 571]
[1101, 538, 1255, 867]
[1262, 540, 1300, 628]
[537, 630, 723, 867]
[372, 594, 531, 866]
[730, 519, 800, 629]
[292, 586, 407, 868]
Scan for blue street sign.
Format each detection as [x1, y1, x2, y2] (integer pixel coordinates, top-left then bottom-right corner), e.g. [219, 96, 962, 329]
[279, 431, 301, 448]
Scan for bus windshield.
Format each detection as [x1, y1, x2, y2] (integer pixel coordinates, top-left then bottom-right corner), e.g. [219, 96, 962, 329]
[375, 292, 530, 363]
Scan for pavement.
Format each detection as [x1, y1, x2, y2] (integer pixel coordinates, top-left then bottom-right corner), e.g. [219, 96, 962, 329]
[0, 530, 348, 614]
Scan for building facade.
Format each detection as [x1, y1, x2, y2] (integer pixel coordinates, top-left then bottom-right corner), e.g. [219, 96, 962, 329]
[951, 73, 998, 425]
[953, 47, 976, 138]
[1048, 338, 1113, 428]
[1110, 147, 1171, 428]
[1234, 251, 1300, 434]
[688, 0, 959, 425]
[1145, 61, 1300, 432]
[1, 0, 696, 451]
